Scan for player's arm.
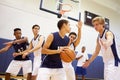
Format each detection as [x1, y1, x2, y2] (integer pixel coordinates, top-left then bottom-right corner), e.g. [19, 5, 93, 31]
[14, 37, 28, 44]
[41, 34, 62, 54]
[76, 55, 83, 60]
[22, 36, 45, 58]
[13, 42, 32, 57]
[74, 21, 82, 47]
[82, 38, 101, 68]
[100, 31, 113, 49]
[0, 44, 12, 54]
[13, 41, 33, 58]
[4, 37, 28, 45]
[28, 36, 44, 53]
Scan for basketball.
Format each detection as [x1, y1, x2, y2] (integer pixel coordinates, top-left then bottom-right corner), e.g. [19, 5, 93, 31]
[60, 48, 76, 62]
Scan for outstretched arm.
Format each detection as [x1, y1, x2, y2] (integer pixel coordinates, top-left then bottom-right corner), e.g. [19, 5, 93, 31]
[13, 42, 33, 58]
[22, 36, 45, 58]
[4, 37, 28, 45]
[82, 38, 101, 68]
[76, 55, 83, 60]
[74, 21, 82, 47]
[0, 44, 12, 54]
[28, 36, 44, 53]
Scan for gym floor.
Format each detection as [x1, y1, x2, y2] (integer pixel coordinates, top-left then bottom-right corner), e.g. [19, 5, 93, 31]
[0, 74, 104, 80]
[0, 76, 103, 80]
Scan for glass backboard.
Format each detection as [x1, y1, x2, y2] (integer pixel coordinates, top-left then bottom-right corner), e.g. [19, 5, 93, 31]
[40, 0, 81, 21]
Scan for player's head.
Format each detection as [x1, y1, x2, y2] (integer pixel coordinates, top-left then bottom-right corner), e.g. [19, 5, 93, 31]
[32, 24, 40, 35]
[81, 46, 86, 53]
[69, 32, 77, 43]
[92, 16, 105, 32]
[57, 19, 71, 33]
[14, 28, 22, 39]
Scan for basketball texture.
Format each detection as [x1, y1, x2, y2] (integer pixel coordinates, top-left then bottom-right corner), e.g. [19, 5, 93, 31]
[60, 48, 76, 62]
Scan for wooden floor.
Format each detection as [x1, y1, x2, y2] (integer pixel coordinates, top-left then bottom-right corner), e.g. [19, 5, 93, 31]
[0, 75, 103, 80]
[0, 74, 26, 80]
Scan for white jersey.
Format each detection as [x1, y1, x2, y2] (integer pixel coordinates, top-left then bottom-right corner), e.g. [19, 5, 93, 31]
[76, 52, 88, 67]
[32, 35, 44, 75]
[98, 29, 120, 66]
[32, 35, 42, 57]
[98, 29, 120, 80]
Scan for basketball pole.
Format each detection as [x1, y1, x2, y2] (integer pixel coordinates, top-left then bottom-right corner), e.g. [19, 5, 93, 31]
[79, 0, 81, 21]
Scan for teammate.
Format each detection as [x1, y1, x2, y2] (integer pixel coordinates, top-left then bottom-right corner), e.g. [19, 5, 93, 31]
[82, 16, 120, 80]
[22, 24, 45, 80]
[75, 46, 88, 80]
[0, 28, 32, 80]
[62, 21, 82, 80]
[36, 19, 71, 80]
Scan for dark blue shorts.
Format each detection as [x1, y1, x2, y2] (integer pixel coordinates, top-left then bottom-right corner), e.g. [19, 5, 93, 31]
[75, 66, 87, 75]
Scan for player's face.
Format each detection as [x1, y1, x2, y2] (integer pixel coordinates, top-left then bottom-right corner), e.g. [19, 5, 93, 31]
[32, 26, 40, 35]
[69, 34, 76, 43]
[65, 23, 71, 33]
[14, 30, 22, 39]
[93, 21, 104, 32]
[82, 47, 85, 53]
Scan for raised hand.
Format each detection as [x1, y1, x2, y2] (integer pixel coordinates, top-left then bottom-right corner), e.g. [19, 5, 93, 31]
[76, 21, 82, 29]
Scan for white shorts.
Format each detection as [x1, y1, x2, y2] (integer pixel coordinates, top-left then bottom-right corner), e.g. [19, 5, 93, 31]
[63, 62, 75, 80]
[32, 56, 41, 75]
[104, 63, 120, 80]
[37, 68, 66, 80]
[6, 60, 32, 76]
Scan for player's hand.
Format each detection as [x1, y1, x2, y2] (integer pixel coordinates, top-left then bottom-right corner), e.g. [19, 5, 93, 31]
[13, 52, 19, 57]
[58, 46, 69, 54]
[58, 47, 64, 54]
[22, 52, 28, 59]
[76, 21, 82, 29]
[82, 60, 90, 68]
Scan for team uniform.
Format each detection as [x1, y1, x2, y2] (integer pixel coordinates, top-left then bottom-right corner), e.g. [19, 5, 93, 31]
[6, 37, 32, 77]
[75, 51, 88, 76]
[98, 29, 120, 80]
[62, 43, 75, 80]
[31, 35, 43, 75]
[37, 32, 69, 80]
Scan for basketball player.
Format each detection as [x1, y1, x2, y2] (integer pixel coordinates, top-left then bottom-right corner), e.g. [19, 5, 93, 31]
[0, 28, 32, 80]
[22, 24, 45, 80]
[36, 19, 71, 80]
[75, 46, 89, 80]
[62, 21, 82, 80]
[82, 16, 120, 80]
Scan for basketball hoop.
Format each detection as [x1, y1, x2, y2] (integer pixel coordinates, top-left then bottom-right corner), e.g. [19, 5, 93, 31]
[57, 3, 73, 18]
[71, 0, 80, 3]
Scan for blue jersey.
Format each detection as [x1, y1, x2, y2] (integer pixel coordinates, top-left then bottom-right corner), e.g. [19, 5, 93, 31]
[12, 37, 29, 60]
[41, 32, 69, 68]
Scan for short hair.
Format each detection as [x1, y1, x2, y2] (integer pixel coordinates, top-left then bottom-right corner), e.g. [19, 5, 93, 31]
[57, 19, 69, 30]
[82, 46, 86, 49]
[14, 28, 21, 32]
[32, 24, 40, 29]
[69, 32, 77, 37]
[92, 16, 105, 27]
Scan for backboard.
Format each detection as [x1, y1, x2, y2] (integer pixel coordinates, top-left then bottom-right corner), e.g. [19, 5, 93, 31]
[40, 0, 81, 21]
